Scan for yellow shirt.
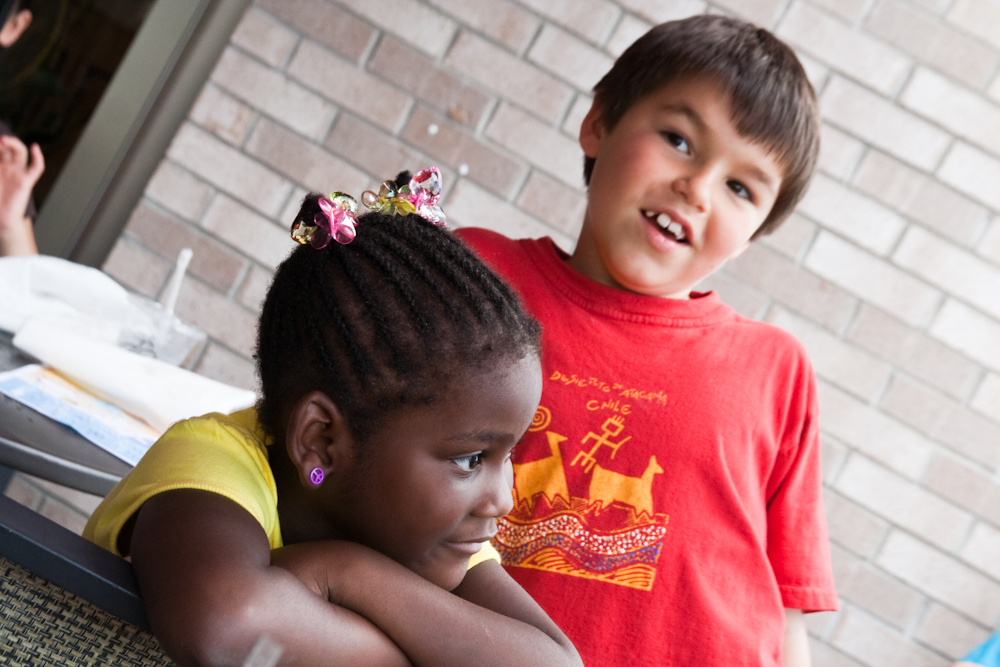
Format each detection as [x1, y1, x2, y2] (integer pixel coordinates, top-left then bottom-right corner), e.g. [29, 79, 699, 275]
[84, 408, 500, 568]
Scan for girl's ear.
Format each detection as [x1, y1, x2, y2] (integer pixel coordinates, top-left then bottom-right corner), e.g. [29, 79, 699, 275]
[285, 391, 353, 489]
[579, 99, 605, 159]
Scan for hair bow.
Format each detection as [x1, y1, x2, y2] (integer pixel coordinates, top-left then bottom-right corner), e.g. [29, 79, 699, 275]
[361, 167, 447, 226]
[291, 192, 359, 248]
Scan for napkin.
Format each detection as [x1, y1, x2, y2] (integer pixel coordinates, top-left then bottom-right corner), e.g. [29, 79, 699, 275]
[14, 320, 256, 432]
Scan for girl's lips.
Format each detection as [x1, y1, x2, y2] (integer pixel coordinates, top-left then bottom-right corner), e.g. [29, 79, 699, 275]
[444, 540, 489, 556]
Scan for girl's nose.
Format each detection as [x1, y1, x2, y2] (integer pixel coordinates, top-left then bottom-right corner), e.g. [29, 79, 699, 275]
[475, 462, 515, 518]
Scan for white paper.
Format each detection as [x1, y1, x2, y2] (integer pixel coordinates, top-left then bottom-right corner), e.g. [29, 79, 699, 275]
[14, 321, 256, 432]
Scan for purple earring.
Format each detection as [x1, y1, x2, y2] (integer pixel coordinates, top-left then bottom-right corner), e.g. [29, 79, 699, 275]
[309, 467, 324, 486]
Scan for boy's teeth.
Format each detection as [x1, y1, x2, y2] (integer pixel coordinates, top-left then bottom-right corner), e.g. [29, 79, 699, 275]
[646, 211, 687, 242]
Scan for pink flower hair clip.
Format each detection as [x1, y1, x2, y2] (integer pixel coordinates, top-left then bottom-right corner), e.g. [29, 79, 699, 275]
[289, 168, 447, 248]
[361, 167, 447, 226]
[290, 191, 359, 248]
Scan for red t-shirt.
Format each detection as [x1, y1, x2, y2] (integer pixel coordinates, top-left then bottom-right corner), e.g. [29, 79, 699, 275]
[458, 228, 838, 667]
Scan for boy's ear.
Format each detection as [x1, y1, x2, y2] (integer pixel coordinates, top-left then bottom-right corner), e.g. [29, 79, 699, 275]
[0, 9, 32, 47]
[285, 391, 353, 488]
[579, 100, 605, 159]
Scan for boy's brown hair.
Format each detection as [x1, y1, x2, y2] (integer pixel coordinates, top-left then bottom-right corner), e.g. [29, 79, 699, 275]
[584, 14, 819, 238]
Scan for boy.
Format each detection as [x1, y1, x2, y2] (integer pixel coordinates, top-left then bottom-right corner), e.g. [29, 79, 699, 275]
[458, 14, 838, 666]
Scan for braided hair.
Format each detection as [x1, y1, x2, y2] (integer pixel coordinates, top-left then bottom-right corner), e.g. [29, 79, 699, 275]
[256, 176, 541, 446]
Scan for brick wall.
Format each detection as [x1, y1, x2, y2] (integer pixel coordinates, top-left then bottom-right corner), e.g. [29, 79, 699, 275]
[99, 1, 1000, 664]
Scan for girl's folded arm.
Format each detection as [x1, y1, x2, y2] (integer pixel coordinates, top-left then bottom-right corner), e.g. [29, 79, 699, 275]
[128, 489, 411, 667]
[271, 541, 583, 667]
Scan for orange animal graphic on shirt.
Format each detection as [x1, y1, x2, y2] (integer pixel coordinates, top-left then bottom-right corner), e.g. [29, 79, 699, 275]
[588, 456, 663, 517]
[513, 431, 570, 511]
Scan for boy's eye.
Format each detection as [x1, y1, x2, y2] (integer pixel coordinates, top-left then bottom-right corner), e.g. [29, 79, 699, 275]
[728, 180, 752, 201]
[663, 131, 689, 154]
[453, 453, 484, 472]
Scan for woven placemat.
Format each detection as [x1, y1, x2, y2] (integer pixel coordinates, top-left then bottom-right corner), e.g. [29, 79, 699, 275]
[0, 557, 173, 666]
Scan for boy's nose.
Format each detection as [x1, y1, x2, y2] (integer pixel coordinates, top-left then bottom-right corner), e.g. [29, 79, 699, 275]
[673, 170, 710, 212]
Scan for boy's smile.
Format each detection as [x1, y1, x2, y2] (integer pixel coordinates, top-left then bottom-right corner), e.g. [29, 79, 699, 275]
[571, 77, 784, 298]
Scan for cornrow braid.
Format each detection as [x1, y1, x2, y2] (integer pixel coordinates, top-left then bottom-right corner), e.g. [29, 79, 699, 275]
[255, 185, 541, 446]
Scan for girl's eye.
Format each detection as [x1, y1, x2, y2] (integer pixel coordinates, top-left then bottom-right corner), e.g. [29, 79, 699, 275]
[453, 453, 484, 472]
[728, 180, 752, 201]
[663, 131, 689, 154]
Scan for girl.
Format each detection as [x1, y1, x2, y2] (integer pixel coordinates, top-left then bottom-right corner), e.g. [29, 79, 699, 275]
[84, 170, 581, 667]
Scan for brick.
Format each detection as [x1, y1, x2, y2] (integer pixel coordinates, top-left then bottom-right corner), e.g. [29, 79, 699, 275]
[962, 522, 1000, 581]
[924, 454, 1000, 530]
[211, 48, 334, 141]
[867, 2, 997, 89]
[821, 77, 951, 172]
[846, 304, 982, 400]
[485, 103, 584, 188]
[695, 271, 768, 320]
[759, 213, 817, 261]
[24, 475, 103, 515]
[947, 0, 1000, 50]
[972, 373, 1000, 421]
[237, 265, 272, 312]
[938, 142, 1000, 212]
[914, 603, 991, 661]
[902, 68, 1000, 158]
[516, 171, 586, 239]
[817, 123, 865, 181]
[808, 0, 869, 23]
[768, 308, 891, 402]
[528, 24, 615, 92]
[256, 0, 373, 61]
[976, 216, 1000, 264]
[615, 0, 705, 24]
[102, 239, 170, 300]
[368, 38, 491, 129]
[167, 123, 292, 218]
[447, 179, 554, 241]
[200, 194, 292, 270]
[805, 610, 837, 639]
[829, 544, 923, 629]
[400, 106, 527, 199]
[881, 376, 1000, 470]
[711, 0, 784, 27]
[325, 114, 424, 184]
[38, 498, 89, 535]
[818, 383, 935, 480]
[145, 161, 214, 224]
[189, 84, 256, 147]
[562, 95, 593, 138]
[833, 454, 973, 551]
[231, 7, 298, 68]
[820, 435, 850, 485]
[929, 299, 1000, 372]
[727, 243, 859, 333]
[605, 13, 654, 57]
[877, 530, 1000, 622]
[445, 31, 574, 124]
[824, 490, 890, 558]
[777, 5, 911, 96]
[287, 41, 411, 133]
[174, 279, 257, 359]
[894, 226, 1000, 321]
[829, 608, 943, 667]
[804, 232, 941, 328]
[245, 118, 369, 195]
[809, 638, 865, 667]
[335, 0, 456, 57]
[3, 473, 43, 511]
[194, 342, 257, 392]
[796, 52, 831, 94]
[796, 173, 907, 255]
[852, 150, 989, 248]
[516, 0, 619, 45]
[123, 204, 245, 294]
[425, 0, 539, 53]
